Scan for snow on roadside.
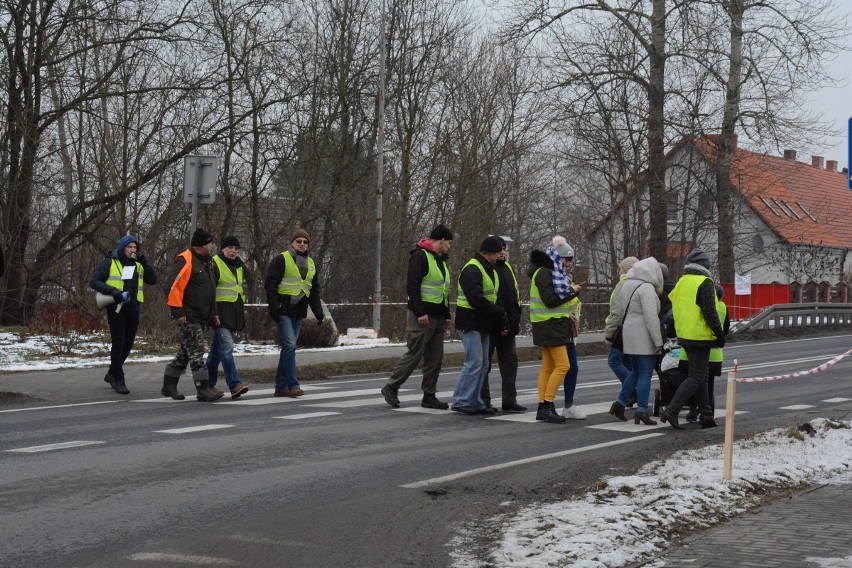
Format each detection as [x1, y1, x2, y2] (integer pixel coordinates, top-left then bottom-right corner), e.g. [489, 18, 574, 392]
[451, 419, 852, 568]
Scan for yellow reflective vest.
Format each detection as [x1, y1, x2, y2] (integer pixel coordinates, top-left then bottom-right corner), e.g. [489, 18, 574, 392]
[529, 267, 571, 322]
[669, 274, 717, 341]
[106, 259, 144, 302]
[276, 251, 316, 297]
[213, 255, 245, 303]
[456, 259, 498, 309]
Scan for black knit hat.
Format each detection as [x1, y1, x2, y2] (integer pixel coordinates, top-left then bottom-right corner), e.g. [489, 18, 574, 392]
[479, 235, 503, 253]
[191, 228, 214, 247]
[686, 248, 711, 269]
[221, 235, 241, 249]
[429, 223, 453, 241]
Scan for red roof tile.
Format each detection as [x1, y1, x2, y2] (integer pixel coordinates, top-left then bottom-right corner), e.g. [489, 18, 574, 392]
[694, 138, 852, 248]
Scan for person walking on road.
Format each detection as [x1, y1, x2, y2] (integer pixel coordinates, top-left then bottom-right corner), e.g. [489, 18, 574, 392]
[551, 236, 586, 419]
[480, 237, 525, 413]
[451, 236, 509, 415]
[380, 224, 453, 409]
[661, 248, 725, 429]
[528, 246, 581, 424]
[604, 256, 639, 403]
[207, 235, 250, 400]
[90, 233, 157, 394]
[162, 228, 223, 402]
[265, 229, 324, 398]
[608, 257, 664, 425]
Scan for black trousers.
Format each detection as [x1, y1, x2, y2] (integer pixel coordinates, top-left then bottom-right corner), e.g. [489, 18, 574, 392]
[669, 344, 713, 416]
[107, 307, 140, 381]
[481, 333, 519, 404]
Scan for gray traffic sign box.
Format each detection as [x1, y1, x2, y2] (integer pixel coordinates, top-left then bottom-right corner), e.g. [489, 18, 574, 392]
[183, 155, 217, 204]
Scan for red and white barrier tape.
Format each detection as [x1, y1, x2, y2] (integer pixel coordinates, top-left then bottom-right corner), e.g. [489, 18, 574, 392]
[735, 346, 852, 383]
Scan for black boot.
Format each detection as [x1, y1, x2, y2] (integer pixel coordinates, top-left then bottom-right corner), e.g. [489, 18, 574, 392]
[193, 370, 223, 402]
[536, 402, 566, 423]
[609, 401, 627, 421]
[502, 399, 527, 412]
[660, 408, 684, 430]
[104, 371, 118, 391]
[421, 393, 449, 410]
[700, 414, 719, 429]
[381, 384, 400, 407]
[161, 365, 185, 400]
[114, 379, 130, 395]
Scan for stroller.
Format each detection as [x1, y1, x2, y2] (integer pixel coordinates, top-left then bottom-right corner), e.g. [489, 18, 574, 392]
[652, 340, 687, 417]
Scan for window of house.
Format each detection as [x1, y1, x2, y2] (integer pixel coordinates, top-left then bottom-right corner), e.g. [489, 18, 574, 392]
[752, 234, 764, 254]
[666, 191, 678, 221]
[698, 190, 715, 216]
[797, 202, 817, 221]
[772, 197, 794, 218]
[759, 196, 781, 216]
[780, 200, 802, 219]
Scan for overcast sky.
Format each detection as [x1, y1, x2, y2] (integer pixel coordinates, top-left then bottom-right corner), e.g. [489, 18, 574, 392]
[808, 42, 852, 170]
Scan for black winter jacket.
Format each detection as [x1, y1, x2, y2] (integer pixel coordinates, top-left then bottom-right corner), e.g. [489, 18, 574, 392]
[405, 242, 452, 319]
[527, 249, 577, 347]
[165, 250, 217, 325]
[454, 253, 508, 333]
[212, 251, 250, 331]
[264, 250, 323, 321]
[494, 259, 522, 336]
[90, 253, 158, 314]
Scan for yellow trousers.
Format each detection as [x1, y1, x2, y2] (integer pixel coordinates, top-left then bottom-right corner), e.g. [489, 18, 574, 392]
[537, 345, 570, 402]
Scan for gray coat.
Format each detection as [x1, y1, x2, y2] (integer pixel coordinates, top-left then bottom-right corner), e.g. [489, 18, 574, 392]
[620, 257, 664, 355]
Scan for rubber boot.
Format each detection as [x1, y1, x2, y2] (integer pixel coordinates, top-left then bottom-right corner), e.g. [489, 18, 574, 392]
[193, 369, 223, 402]
[161, 365, 185, 400]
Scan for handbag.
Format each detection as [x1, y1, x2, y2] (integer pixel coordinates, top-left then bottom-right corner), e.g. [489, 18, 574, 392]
[611, 284, 642, 351]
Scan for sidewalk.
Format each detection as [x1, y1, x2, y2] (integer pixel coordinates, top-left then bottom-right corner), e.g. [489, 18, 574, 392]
[643, 480, 852, 567]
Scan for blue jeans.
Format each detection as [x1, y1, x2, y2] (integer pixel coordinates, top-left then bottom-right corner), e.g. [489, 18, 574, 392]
[452, 330, 490, 409]
[608, 347, 631, 383]
[617, 354, 656, 413]
[207, 327, 240, 389]
[275, 316, 302, 390]
[563, 342, 579, 406]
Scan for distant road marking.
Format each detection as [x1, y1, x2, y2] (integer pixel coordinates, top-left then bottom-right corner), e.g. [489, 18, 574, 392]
[0, 400, 119, 413]
[6, 440, 105, 453]
[129, 552, 238, 565]
[401, 434, 663, 489]
[780, 404, 815, 410]
[823, 398, 851, 403]
[154, 424, 235, 434]
[275, 412, 340, 420]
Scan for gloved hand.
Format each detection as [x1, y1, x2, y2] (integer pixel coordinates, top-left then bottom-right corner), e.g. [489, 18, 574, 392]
[715, 335, 726, 348]
[112, 292, 124, 305]
[135, 253, 148, 266]
[120, 291, 131, 304]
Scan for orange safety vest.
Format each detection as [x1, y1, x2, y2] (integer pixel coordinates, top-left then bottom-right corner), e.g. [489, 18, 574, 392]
[166, 250, 193, 308]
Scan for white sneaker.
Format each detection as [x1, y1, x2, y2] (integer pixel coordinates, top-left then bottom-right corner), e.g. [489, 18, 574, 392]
[563, 405, 587, 420]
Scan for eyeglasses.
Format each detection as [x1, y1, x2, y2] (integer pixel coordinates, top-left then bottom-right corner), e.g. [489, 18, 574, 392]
[294, 239, 309, 244]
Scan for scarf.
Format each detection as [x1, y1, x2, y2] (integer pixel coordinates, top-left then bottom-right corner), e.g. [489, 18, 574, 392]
[546, 245, 572, 299]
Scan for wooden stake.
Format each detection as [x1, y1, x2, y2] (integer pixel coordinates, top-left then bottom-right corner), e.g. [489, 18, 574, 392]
[723, 363, 738, 481]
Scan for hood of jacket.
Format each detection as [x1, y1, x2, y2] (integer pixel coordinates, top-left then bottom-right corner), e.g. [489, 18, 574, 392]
[527, 249, 552, 278]
[626, 256, 664, 295]
[115, 234, 139, 259]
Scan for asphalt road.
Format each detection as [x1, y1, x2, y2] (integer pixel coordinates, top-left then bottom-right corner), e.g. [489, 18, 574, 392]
[2, 333, 851, 567]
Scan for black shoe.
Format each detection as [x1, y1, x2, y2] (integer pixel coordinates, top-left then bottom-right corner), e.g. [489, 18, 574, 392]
[685, 408, 699, 423]
[475, 406, 498, 415]
[700, 414, 719, 429]
[114, 381, 130, 395]
[660, 408, 684, 430]
[502, 401, 527, 413]
[104, 372, 118, 390]
[381, 385, 400, 408]
[451, 406, 478, 415]
[421, 393, 449, 410]
[609, 401, 627, 421]
[536, 401, 566, 423]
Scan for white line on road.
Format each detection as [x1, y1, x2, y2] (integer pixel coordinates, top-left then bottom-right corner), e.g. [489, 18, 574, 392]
[0, 400, 120, 413]
[154, 424, 235, 434]
[779, 404, 815, 410]
[129, 552, 238, 565]
[823, 398, 851, 403]
[6, 440, 105, 453]
[275, 412, 341, 420]
[400, 433, 663, 489]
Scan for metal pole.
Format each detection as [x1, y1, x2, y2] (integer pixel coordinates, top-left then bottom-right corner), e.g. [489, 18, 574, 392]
[189, 162, 203, 247]
[373, 0, 387, 333]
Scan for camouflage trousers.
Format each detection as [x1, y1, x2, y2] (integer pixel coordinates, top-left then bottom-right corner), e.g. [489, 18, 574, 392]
[170, 322, 208, 372]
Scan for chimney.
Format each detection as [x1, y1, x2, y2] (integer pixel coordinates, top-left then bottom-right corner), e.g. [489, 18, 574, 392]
[826, 160, 838, 172]
[811, 156, 824, 169]
[783, 149, 797, 161]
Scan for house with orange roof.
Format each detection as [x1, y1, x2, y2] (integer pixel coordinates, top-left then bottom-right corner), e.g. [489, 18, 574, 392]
[587, 136, 852, 290]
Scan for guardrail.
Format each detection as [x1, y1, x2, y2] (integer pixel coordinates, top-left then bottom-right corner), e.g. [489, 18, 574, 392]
[730, 302, 852, 335]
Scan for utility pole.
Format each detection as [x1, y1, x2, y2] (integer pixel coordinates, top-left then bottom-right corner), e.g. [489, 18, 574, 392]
[373, 0, 387, 333]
